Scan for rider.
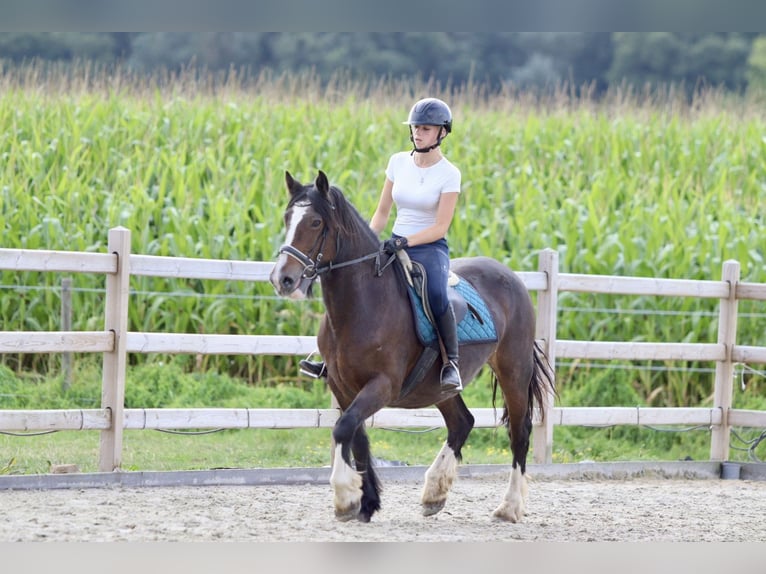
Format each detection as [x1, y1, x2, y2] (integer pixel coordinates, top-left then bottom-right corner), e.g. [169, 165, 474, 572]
[300, 97, 463, 392]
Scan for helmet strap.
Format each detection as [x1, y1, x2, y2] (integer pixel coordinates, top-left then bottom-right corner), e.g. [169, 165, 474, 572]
[409, 128, 445, 155]
[410, 139, 442, 154]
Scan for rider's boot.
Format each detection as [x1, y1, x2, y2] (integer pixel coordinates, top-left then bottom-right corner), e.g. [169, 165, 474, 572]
[435, 305, 462, 392]
[299, 359, 327, 379]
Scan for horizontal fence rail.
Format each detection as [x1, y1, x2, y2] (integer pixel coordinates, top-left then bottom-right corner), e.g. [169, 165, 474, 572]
[558, 273, 731, 298]
[0, 249, 117, 274]
[0, 332, 114, 354]
[0, 406, 728, 432]
[1, 227, 766, 472]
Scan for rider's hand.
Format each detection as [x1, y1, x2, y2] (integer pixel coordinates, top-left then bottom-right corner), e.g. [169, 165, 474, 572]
[382, 236, 408, 255]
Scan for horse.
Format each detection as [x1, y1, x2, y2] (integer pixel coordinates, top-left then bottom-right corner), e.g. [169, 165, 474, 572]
[269, 170, 555, 523]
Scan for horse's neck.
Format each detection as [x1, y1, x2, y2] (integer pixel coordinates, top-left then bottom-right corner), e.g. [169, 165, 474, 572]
[320, 261, 403, 320]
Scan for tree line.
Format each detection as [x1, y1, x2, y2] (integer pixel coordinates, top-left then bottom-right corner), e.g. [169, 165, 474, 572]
[2, 32, 766, 94]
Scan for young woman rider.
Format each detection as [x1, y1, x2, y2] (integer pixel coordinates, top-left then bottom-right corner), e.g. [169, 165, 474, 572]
[300, 97, 463, 392]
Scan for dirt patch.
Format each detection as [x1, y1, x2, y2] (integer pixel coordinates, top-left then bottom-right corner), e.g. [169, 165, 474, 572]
[2, 474, 764, 542]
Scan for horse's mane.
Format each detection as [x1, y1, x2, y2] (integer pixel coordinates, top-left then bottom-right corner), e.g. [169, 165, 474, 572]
[291, 182, 380, 257]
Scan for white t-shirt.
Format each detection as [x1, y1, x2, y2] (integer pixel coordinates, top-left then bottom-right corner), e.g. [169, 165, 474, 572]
[385, 151, 461, 237]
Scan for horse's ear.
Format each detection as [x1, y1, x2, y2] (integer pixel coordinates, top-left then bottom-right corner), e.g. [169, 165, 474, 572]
[315, 170, 330, 198]
[285, 171, 299, 196]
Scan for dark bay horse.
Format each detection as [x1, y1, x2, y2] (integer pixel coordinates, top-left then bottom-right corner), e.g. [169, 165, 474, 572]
[270, 170, 555, 523]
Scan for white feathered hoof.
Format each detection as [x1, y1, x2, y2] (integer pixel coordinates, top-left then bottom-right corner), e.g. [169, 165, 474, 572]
[492, 500, 525, 523]
[330, 445, 363, 522]
[334, 498, 362, 522]
[492, 465, 527, 522]
[421, 498, 447, 517]
[420, 442, 458, 517]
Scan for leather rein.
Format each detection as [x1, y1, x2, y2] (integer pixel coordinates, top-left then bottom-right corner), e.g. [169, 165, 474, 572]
[278, 227, 396, 282]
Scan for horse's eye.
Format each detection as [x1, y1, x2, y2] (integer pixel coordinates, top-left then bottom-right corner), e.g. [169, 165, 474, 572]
[311, 218, 322, 229]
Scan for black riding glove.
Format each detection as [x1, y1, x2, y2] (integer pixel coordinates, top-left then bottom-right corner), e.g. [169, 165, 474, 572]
[382, 236, 408, 255]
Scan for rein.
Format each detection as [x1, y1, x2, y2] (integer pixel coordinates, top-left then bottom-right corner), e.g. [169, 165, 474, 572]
[278, 235, 396, 281]
[278, 195, 397, 284]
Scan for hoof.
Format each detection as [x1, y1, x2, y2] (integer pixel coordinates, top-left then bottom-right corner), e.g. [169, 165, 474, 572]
[421, 499, 446, 517]
[334, 502, 361, 522]
[492, 502, 523, 523]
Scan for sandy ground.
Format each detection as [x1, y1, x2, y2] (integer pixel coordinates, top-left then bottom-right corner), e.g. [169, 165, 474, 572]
[1, 473, 765, 542]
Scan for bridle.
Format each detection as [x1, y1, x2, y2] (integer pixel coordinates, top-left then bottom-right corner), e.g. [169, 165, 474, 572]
[277, 220, 395, 283]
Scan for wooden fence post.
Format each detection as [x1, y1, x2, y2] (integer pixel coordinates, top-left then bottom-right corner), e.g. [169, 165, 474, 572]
[61, 277, 72, 391]
[710, 260, 740, 461]
[533, 248, 559, 464]
[99, 227, 131, 472]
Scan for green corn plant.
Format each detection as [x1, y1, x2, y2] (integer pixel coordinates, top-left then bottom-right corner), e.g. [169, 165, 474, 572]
[0, 64, 765, 407]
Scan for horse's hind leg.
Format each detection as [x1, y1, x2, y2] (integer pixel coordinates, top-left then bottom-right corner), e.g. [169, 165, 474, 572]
[491, 374, 533, 523]
[421, 395, 475, 516]
[492, 413, 531, 522]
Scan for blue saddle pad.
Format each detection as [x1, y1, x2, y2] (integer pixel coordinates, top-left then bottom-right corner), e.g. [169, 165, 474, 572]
[408, 277, 498, 347]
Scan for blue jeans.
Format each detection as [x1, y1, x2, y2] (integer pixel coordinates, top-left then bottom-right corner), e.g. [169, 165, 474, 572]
[393, 234, 450, 317]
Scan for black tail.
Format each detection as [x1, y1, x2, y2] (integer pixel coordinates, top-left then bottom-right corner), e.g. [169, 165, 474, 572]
[528, 340, 557, 423]
[498, 340, 557, 428]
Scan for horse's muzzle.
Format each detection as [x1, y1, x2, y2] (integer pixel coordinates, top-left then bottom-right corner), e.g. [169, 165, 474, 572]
[270, 257, 311, 300]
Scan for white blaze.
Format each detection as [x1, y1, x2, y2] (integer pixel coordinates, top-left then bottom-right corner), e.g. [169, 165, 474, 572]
[272, 204, 312, 299]
[284, 204, 310, 247]
[274, 204, 310, 273]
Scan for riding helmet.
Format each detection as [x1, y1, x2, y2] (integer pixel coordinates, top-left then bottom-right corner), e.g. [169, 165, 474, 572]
[403, 98, 453, 133]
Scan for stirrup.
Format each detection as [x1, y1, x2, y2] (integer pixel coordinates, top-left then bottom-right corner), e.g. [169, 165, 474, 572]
[299, 359, 326, 379]
[440, 360, 463, 392]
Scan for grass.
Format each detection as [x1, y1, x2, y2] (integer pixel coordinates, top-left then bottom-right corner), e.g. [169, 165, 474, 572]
[1, 417, 738, 476]
[0, 423, 722, 476]
[0, 429, 333, 475]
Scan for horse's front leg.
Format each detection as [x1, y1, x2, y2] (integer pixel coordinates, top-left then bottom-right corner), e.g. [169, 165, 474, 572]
[421, 442, 459, 516]
[329, 375, 391, 522]
[349, 424, 382, 523]
[330, 440, 364, 521]
[421, 396, 474, 516]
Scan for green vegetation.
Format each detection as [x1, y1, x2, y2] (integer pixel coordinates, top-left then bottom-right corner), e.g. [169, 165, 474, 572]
[0, 33, 762, 96]
[1, 66, 766, 473]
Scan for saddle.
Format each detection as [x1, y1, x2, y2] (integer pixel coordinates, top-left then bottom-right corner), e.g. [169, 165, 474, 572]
[394, 251, 497, 400]
[395, 251, 498, 347]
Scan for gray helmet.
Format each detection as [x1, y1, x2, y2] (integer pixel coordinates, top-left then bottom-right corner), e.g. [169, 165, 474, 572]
[403, 98, 452, 134]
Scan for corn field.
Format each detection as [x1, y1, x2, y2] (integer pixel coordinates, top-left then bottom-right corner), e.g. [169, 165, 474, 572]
[1, 62, 765, 408]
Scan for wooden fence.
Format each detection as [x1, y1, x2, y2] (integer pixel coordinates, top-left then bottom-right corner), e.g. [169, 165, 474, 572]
[2, 226, 766, 471]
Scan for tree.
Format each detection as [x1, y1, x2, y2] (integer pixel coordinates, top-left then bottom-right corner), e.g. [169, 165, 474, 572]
[0, 33, 757, 96]
[0, 33, 116, 63]
[681, 34, 750, 91]
[512, 33, 613, 93]
[607, 33, 751, 94]
[746, 35, 766, 92]
[608, 32, 684, 87]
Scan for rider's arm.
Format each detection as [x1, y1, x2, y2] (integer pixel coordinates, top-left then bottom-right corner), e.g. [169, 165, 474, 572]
[404, 191, 459, 247]
[370, 178, 394, 235]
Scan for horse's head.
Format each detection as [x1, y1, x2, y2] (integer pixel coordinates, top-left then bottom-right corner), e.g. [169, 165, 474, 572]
[270, 170, 343, 299]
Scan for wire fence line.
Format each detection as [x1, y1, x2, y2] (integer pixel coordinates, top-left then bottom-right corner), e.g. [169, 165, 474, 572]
[4, 282, 766, 316]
